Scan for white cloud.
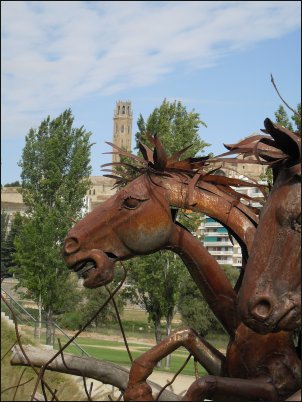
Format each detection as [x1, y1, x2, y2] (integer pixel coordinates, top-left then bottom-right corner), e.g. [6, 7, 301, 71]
[1, 0, 300, 138]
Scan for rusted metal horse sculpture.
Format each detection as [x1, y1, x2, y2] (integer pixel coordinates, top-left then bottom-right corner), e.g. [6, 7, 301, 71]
[63, 119, 300, 401]
[232, 119, 301, 335]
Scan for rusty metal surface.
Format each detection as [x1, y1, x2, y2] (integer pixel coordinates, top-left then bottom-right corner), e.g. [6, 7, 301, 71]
[233, 119, 301, 334]
[63, 118, 301, 401]
[123, 225, 300, 401]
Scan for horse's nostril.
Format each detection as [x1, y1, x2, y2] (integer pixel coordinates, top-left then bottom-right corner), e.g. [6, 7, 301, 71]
[251, 298, 272, 320]
[64, 237, 80, 255]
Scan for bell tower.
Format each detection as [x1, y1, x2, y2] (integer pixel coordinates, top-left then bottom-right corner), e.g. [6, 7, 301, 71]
[112, 100, 133, 163]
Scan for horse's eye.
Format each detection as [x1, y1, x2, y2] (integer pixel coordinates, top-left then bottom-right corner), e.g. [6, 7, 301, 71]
[123, 197, 141, 209]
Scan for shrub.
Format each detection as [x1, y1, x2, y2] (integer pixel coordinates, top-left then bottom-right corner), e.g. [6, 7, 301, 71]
[57, 311, 84, 331]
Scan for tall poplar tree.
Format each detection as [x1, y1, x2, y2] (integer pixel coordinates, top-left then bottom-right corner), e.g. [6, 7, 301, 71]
[135, 98, 209, 156]
[13, 109, 93, 344]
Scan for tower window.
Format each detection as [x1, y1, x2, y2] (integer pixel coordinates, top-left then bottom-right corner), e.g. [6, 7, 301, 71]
[127, 106, 130, 115]
[118, 106, 120, 114]
[122, 106, 125, 114]
[121, 125, 124, 133]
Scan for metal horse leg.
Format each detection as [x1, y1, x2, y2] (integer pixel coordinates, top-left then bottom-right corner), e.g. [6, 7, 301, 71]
[182, 375, 279, 401]
[124, 327, 225, 401]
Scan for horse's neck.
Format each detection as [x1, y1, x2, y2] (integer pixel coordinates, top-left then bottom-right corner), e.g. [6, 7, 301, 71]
[167, 224, 237, 336]
[162, 176, 257, 254]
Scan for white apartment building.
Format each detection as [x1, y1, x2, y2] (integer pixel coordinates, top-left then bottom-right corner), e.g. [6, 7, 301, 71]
[199, 178, 265, 268]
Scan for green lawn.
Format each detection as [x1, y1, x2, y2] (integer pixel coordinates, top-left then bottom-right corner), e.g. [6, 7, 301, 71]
[54, 341, 207, 377]
[72, 337, 151, 348]
[120, 309, 182, 323]
[52, 332, 229, 377]
[3, 299, 229, 378]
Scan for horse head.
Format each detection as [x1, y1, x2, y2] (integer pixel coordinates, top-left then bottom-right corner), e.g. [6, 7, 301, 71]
[234, 118, 301, 333]
[63, 136, 208, 288]
[63, 173, 174, 288]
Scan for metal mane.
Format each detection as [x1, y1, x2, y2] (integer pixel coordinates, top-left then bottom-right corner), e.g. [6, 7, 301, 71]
[210, 118, 301, 181]
[101, 132, 267, 208]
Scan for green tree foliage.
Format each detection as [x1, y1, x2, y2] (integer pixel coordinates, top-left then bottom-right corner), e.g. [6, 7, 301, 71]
[178, 271, 220, 336]
[125, 252, 187, 368]
[178, 265, 240, 336]
[274, 103, 301, 133]
[1, 212, 23, 277]
[13, 109, 93, 343]
[126, 253, 186, 341]
[274, 105, 293, 131]
[178, 210, 204, 237]
[52, 272, 82, 315]
[291, 103, 301, 134]
[18, 109, 92, 217]
[135, 98, 209, 157]
[78, 285, 125, 329]
[59, 267, 126, 331]
[1, 211, 9, 239]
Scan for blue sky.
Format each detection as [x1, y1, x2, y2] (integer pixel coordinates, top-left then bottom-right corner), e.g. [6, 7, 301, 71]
[1, 1, 301, 184]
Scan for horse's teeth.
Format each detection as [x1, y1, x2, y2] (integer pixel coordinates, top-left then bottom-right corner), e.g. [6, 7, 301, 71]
[76, 261, 96, 278]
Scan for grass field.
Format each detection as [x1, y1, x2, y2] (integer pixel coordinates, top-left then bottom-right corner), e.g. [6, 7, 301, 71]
[51, 330, 229, 377]
[121, 308, 182, 323]
[3, 301, 229, 381]
[15, 307, 229, 378]
[54, 341, 207, 377]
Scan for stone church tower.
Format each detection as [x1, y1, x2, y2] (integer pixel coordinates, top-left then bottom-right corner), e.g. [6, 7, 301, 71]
[112, 100, 133, 163]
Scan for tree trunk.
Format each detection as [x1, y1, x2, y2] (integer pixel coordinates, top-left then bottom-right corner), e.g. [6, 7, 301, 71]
[165, 309, 173, 369]
[45, 308, 53, 346]
[154, 317, 162, 367]
[38, 293, 42, 339]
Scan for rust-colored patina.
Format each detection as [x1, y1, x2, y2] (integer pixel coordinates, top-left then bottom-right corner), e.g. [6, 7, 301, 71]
[63, 119, 301, 401]
[219, 119, 301, 334]
[123, 225, 300, 401]
[64, 137, 259, 330]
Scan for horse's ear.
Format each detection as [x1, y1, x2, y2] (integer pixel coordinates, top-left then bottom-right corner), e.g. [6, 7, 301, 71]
[153, 134, 168, 171]
[263, 118, 301, 161]
[138, 141, 154, 163]
[146, 132, 156, 146]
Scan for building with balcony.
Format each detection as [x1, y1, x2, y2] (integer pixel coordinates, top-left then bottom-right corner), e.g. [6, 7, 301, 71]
[202, 217, 234, 265]
[198, 177, 265, 268]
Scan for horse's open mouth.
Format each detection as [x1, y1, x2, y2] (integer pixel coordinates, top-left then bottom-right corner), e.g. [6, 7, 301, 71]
[67, 251, 118, 288]
[73, 259, 97, 279]
[73, 252, 118, 278]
